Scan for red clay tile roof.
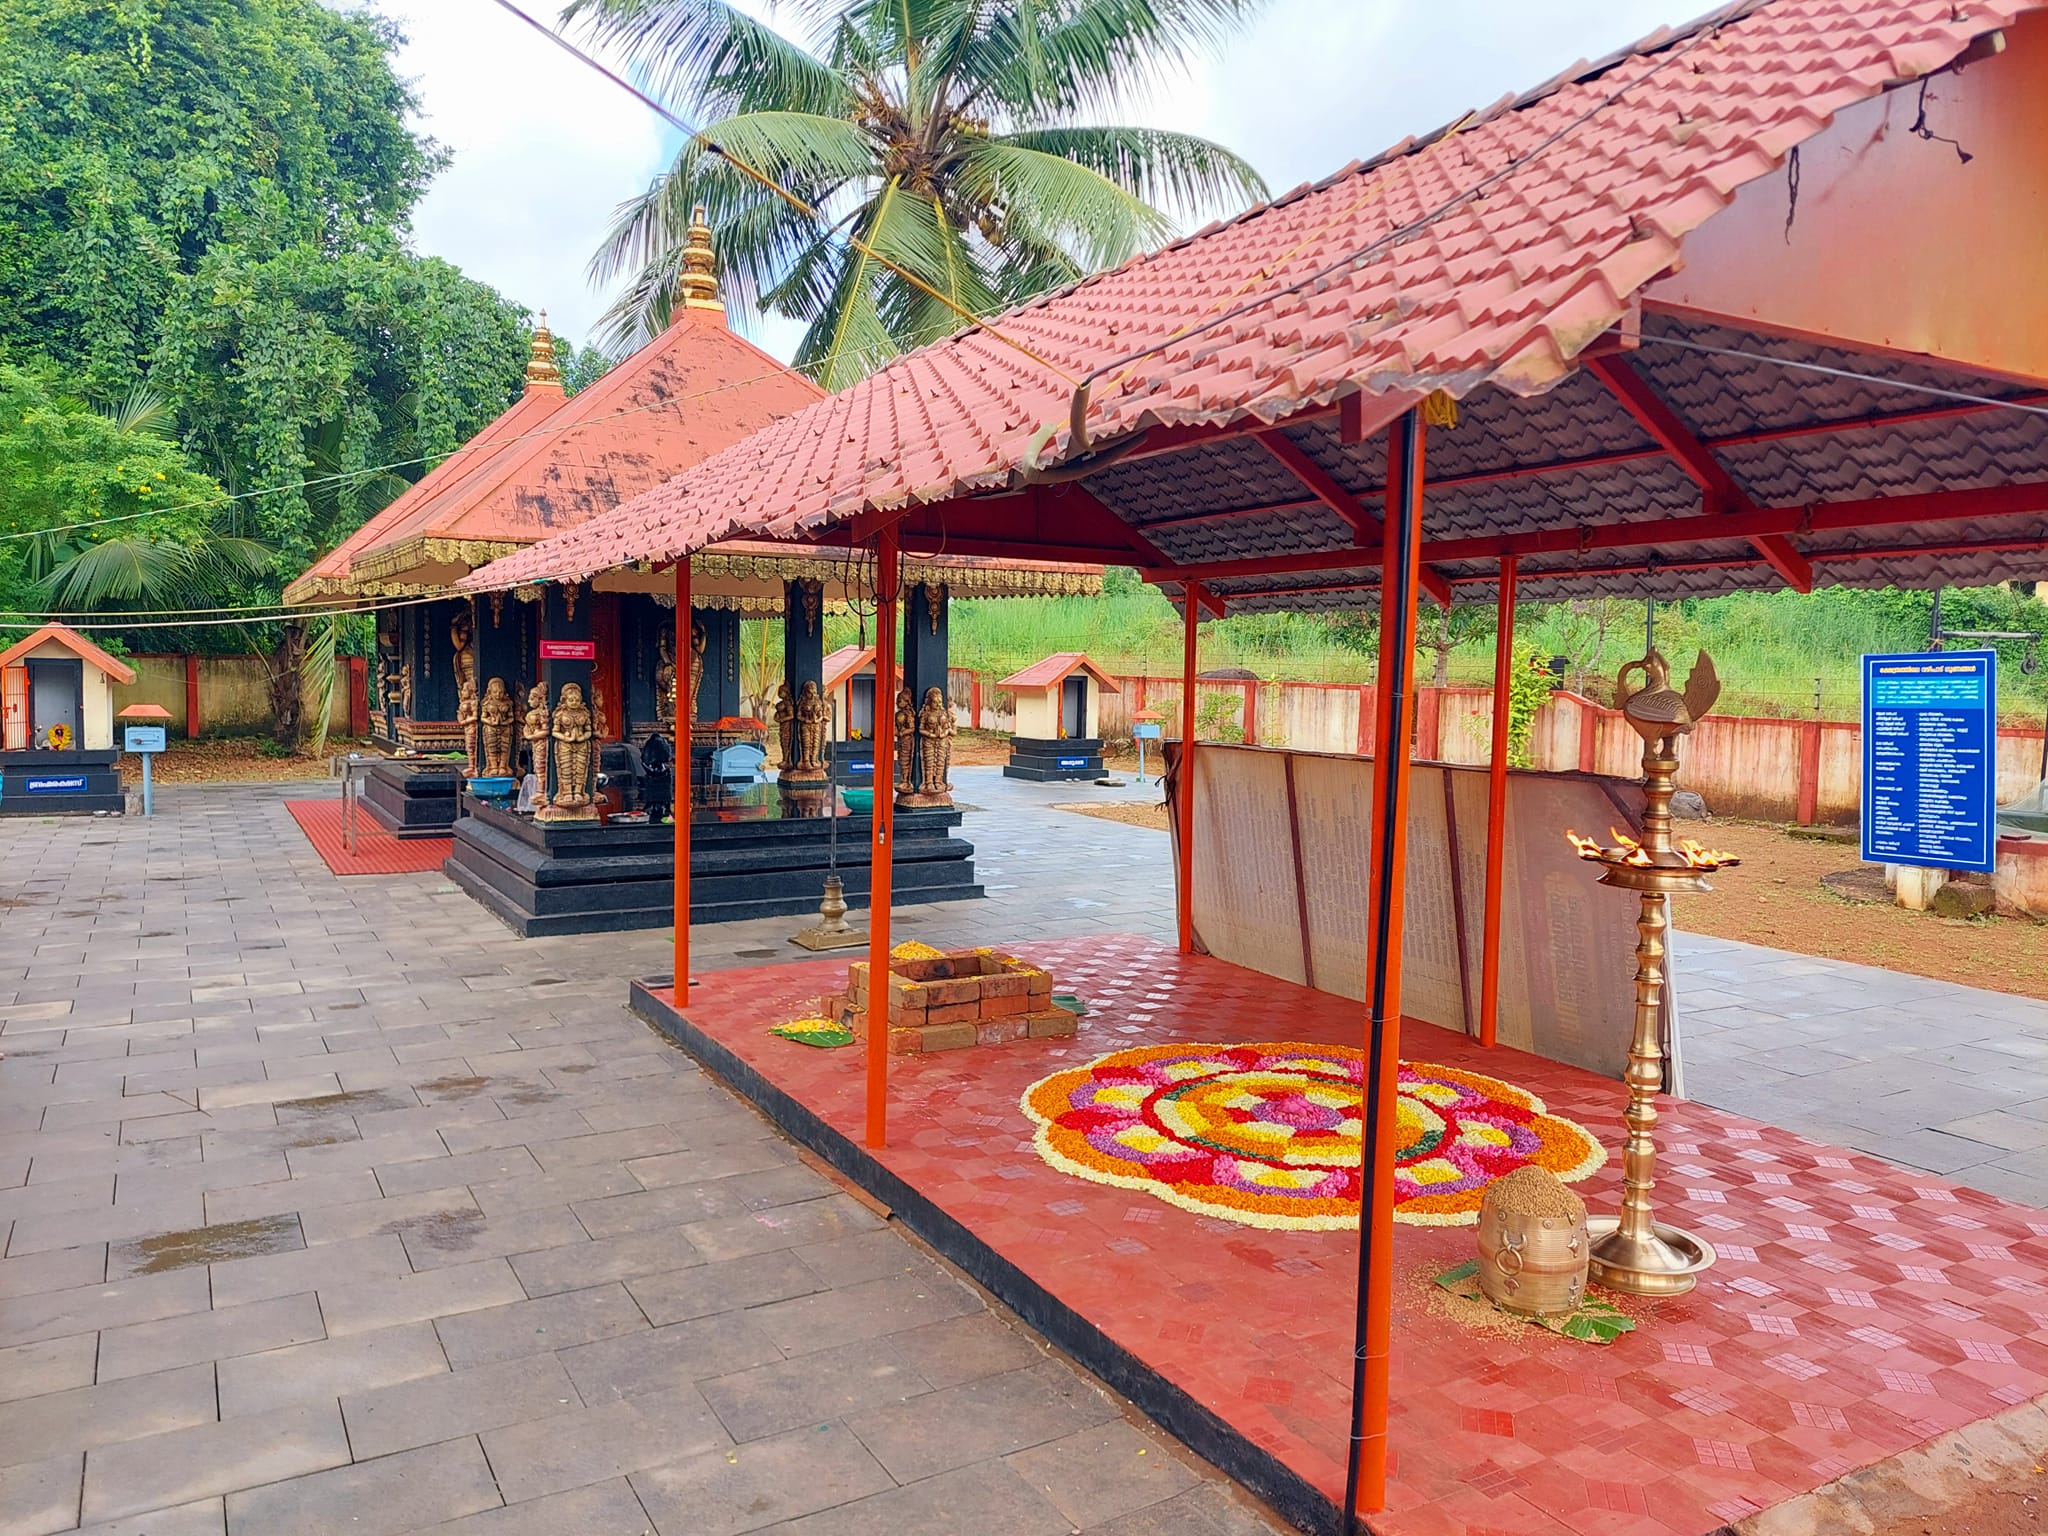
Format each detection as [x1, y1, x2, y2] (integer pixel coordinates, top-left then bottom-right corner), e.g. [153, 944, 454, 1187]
[465, 0, 2037, 592]
[995, 654, 1120, 694]
[288, 307, 823, 600]
[0, 624, 138, 684]
[821, 646, 875, 692]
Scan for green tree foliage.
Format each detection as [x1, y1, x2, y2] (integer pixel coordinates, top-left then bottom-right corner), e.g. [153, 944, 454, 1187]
[0, 362, 227, 615]
[557, 339, 616, 397]
[153, 239, 529, 569]
[0, 0, 534, 747]
[0, 0, 436, 402]
[567, 0, 1270, 383]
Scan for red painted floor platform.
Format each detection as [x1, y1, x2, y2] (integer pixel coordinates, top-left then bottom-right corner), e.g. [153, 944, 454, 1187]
[285, 799, 453, 876]
[638, 936, 2048, 1536]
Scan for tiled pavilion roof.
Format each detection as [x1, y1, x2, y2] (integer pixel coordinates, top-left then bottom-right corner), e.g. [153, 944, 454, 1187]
[465, 0, 2048, 612]
[996, 654, 1121, 694]
[285, 306, 823, 603]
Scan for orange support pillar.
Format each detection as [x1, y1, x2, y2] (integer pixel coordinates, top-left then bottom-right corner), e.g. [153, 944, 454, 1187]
[970, 671, 982, 730]
[184, 655, 201, 740]
[1346, 409, 1426, 1528]
[1176, 583, 1201, 954]
[865, 527, 901, 1149]
[672, 560, 692, 998]
[1478, 556, 1518, 1049]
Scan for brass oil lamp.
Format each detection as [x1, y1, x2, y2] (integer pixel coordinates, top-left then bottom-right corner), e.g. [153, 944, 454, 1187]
[1564, 648, 1735, 1296]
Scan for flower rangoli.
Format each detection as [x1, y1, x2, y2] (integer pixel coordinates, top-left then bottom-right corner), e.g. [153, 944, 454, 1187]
[1020, 1042, 1605, 1230]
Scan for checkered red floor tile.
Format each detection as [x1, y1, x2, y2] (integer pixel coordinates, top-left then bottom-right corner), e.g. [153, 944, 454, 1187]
[658, 936, 2048, 1536]
[285, 799, 452, 876]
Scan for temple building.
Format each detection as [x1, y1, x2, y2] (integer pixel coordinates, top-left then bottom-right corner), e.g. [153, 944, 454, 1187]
[283, 213, 1097, 930]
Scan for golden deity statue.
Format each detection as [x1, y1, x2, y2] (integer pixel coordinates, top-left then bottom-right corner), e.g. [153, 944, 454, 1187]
[520, 683, 552, 809]
[539, 683, 598, 822]
[892, 687, 918, 795]
[773, 682, 796, 769]
[655, 626, 678, 729]
[794, 680, 827, 778]
[455, 678, 480, 777]
[450, 607, 476, 697]
[479, 678, 516, 779]
[918, 686, 954, 799]
[688, 618, 707, 725]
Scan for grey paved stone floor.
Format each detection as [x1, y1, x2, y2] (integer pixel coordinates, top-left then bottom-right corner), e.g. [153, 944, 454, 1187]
[0, 774, 1280, 1536]
[3, 766, 2044, 1535]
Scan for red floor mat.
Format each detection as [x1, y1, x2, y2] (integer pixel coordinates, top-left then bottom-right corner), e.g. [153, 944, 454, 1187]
[285, 799, 452, 876]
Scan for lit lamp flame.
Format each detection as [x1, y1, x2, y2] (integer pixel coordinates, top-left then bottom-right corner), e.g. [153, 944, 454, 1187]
[1563, 828, 1742, 871]
[1678, 837, 1740, 870]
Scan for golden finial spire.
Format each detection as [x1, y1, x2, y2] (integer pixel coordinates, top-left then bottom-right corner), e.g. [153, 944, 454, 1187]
[679, 206, 723, 311]
[525, 310, 563, 390]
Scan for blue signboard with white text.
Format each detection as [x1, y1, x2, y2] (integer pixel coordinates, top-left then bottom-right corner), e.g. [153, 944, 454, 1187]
[25, 775, 89, 795]
[1861, 650, 1997, 874]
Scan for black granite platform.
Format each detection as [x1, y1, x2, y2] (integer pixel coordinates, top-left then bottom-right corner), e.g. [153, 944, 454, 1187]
[1003, 735, 1105, 781]
[361, 760, 465, 839]
[444, 785, 982, 937]
[0, 748, 123, 814]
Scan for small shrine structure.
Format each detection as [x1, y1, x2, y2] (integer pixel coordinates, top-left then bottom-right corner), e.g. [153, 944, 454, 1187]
[282, 212, 1094, 928]
[997, 653, 1118, 780]
[0, 623, 134, 814]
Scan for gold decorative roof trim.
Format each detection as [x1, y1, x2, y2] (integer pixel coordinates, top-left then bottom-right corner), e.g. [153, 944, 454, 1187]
[526, 313, 563, 389]
[679, 206, 722, 311]
[290, 542, 1101, 606]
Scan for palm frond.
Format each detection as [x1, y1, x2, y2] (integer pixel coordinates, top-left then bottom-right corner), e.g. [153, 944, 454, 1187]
[301, 615, 339, 757]
[37, 538, 188, 607]
[98, 386, 175, 438]
[800, 179, 905, 388]
[998, 124, 1265, 216]
[965, 0, 1263, 118]
[561, 0, 853, 119]
[693, 110, 880, 187]
[950, 139, 1172, 269]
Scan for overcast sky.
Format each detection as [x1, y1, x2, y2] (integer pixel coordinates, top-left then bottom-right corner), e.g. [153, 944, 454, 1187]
[353, 0, 1689, 356]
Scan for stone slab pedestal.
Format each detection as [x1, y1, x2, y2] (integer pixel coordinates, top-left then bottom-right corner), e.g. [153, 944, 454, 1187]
[1003, 736, 1105, 782]
[0, 748, 123, 815]
[445, 790, 982, 937]
[361, 761, 464, 839]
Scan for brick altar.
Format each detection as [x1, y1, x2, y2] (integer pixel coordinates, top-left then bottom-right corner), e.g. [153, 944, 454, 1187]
[844, 948, 1075, 1053]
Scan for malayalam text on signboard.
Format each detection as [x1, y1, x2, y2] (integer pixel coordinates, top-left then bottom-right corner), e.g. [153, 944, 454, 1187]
[537, 640, 597, 661]
[1860, 650, 1997, 874]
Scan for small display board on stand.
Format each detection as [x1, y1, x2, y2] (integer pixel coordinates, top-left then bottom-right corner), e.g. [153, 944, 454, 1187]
[1860, 650, 1998, 874]
[120, 705, 173, 817]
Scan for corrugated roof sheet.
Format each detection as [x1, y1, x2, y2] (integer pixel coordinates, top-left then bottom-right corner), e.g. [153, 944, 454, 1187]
[466, 0, 2041, 598]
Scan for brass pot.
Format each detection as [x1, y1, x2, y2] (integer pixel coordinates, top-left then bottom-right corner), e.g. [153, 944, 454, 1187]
[1477, 1188, 1591, 1318]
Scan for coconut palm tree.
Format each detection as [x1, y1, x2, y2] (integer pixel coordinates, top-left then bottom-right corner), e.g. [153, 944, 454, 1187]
[566, 0, 1270, 385]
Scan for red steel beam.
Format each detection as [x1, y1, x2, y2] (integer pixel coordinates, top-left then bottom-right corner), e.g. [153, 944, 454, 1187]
[1140, 479, 2048, 587]
[1586, 354, 1813, 593]
[1255, 429, 1454, 606]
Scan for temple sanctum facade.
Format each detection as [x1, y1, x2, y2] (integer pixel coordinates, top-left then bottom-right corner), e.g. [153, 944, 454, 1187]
[284, 214, 1096, 929]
